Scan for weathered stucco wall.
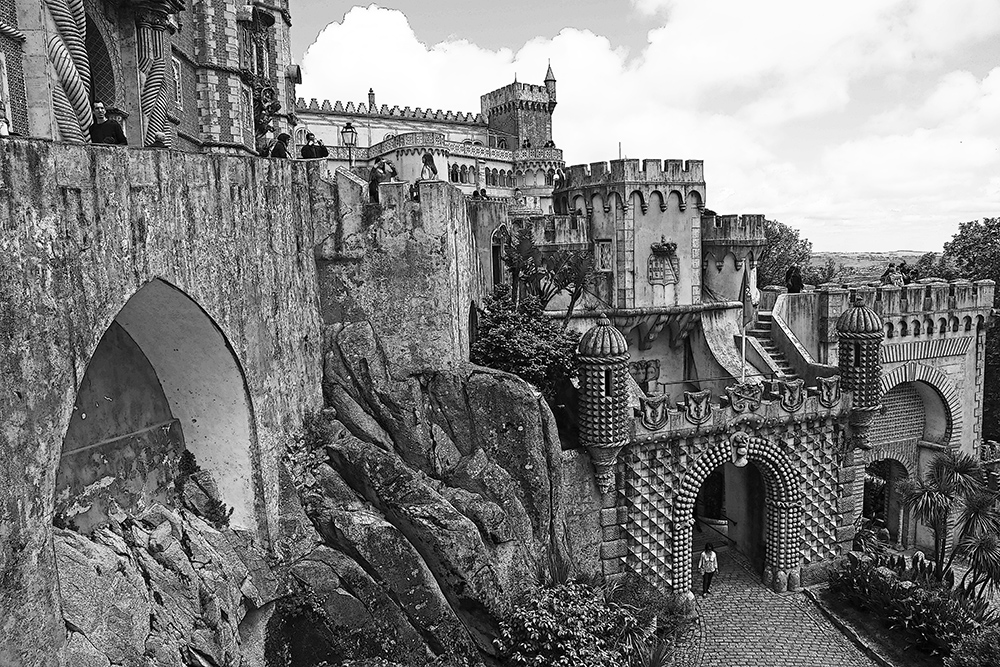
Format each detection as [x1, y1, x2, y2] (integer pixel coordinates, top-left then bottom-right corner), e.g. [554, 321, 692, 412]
[0, 140, 324, 665]
[315, 174, 483, 374]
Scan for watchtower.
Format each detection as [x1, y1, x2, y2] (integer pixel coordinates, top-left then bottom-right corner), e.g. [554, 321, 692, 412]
[480, 66, 557, 149]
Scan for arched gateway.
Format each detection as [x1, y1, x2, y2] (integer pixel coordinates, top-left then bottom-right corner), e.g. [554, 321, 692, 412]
[673, 434, 803, 593]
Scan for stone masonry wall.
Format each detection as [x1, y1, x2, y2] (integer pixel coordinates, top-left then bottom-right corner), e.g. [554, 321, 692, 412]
[0, 140, 323, 665]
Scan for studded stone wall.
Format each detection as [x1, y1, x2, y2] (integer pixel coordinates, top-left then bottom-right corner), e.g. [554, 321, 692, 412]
[870, 383, 923, 445]
[610, 415, 848, 594]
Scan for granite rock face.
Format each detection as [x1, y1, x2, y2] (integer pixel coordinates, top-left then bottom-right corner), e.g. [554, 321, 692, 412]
[275, 320, 579, 666]
[54, 505, 273, 667]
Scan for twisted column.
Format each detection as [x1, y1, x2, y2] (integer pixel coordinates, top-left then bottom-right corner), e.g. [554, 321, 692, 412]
[137, 12, 169, 146]
[44, 0, 92, 141]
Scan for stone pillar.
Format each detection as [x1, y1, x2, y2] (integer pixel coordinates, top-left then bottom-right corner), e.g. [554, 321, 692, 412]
[136, 10, 170, 146]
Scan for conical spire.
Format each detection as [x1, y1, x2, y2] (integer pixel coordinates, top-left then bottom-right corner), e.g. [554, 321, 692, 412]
[545, 60, 555, 82]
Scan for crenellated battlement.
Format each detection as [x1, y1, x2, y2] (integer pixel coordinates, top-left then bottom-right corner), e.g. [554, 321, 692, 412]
[295, 97, 487, 125]
[701, 214, 766, 245]
[819, 279, 996, 317]
[562, 158, 705, 188]
[480, 81, 554, 114]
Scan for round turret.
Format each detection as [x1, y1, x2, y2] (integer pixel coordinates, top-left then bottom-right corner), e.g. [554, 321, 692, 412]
[836, 299, 884, 447]
[836, 300, 883, 335]
[578, 314, 628, 357]
[577, 315, 631, 492]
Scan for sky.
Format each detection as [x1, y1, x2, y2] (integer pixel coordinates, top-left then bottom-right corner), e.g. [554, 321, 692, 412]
[289, 1, 1000, 252]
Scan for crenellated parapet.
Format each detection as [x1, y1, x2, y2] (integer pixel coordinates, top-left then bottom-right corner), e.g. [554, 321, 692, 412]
[295, 97, 487, 126]
[632, 377, 850, 443]
[701, 214, 766, 245]
[562, 158, 705, 188]
[480, 81, 556, 116]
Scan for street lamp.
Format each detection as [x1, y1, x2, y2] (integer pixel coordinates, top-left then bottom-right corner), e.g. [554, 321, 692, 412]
[341, 122, 357, 168]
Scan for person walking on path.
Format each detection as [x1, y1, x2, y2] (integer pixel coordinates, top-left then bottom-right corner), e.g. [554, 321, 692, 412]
[699, 543, 718, 597]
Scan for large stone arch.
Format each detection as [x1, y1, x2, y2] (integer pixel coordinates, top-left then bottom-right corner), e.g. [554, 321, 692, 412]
[672, 435, 803, 594]
[55, 278, 261, 532]
[880, 362, 961, 448]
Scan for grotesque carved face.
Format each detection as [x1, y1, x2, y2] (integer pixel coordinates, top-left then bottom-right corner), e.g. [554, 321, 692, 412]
[731, 432, 750, 467]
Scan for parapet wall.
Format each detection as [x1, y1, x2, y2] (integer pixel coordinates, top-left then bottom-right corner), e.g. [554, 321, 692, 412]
[481, 82, 554, 113]
[562, 158, 705, 188]
[295, 97, 487, 125]
[701, 214, 766, 244]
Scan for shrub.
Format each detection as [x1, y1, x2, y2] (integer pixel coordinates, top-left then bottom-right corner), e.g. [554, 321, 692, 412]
[829, 552, 996, 656]
[471, 284, 580, 404]
[495, 581, 644, 667]
[946, 626, 1000, 667]
[608, 573, 696, 647]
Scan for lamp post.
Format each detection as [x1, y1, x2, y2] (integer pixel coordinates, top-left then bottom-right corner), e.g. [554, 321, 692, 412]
[341, 122, 357, 168]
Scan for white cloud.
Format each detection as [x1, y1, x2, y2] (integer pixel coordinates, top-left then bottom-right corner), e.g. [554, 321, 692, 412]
[298, 2, 1000, 251]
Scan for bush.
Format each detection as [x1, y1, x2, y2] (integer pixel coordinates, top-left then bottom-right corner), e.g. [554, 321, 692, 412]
[495, 581, 643, 667]
[830, 553, 996, 656]
[946, 626, 1000, 667]
[608, 573, 696, 647]
[471, 284, 579, 404]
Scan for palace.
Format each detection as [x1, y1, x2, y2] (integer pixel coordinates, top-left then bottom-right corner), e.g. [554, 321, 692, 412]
[0, 1, 996, 663]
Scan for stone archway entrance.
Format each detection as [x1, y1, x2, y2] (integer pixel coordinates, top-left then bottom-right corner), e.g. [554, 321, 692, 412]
[55, 278, 260, 532]
[863, 459, 911, 547]
[674, 434, 803, 593]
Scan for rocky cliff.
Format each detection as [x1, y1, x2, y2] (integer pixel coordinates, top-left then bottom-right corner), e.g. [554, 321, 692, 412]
[262, 320, 580, 665]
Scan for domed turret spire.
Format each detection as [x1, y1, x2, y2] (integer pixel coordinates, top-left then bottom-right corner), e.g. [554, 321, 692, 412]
[577, 314, 630, 492]
[836, 298, 884, 449]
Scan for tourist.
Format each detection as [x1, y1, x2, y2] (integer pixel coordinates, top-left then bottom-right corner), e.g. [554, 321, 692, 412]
[880, 262, 896, 285]
[270, 133, 291, 158]
[419, 152, 438, 180]
[699, 542, 718, 597]
[299, 133, 329, 159]
[368, 156, 397, 204]
[784, 264, 804, 294]
[90, 101, 127, 145]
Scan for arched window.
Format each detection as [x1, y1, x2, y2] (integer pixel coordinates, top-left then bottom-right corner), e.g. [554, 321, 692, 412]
[497, 138, 507, 149]
[460, 165, 468, 184]
[86, 16, 117, 105]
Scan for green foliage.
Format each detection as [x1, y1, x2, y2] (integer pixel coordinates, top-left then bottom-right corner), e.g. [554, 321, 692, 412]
[946, 626, 1000, 667]
[914, 252, 962, 281]
[173, 449, 232, 530]
[830, 554, 998, 656]
[756, 219, 813, 288]
[801, 256, 853, 286]
[286, 409, 337, 492]
[500, 225, 596, 324]
[471, 284, 580, 403]
[494, 581, 645, 667]
[495, 577, 693, 667]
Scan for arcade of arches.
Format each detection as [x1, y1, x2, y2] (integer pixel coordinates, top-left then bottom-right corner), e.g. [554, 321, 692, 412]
[55, 279, 259, 533]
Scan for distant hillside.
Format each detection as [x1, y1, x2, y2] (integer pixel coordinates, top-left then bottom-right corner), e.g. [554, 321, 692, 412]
[810, 250, 929, 282]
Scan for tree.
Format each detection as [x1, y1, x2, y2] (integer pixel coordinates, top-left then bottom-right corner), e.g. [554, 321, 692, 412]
[756, 219, 813, 288]
[801, 257, 851, 286]
[899, 450, 1000, 589]
[470, 284, 580, 404]
[914, 251, 962, 281]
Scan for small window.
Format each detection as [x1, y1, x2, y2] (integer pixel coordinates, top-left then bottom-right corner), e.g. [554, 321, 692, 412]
[0, 53, 11, 129]
[595, 240, 613, 272]
[604, 369, 613, 396]
[172, 58, 182, 110]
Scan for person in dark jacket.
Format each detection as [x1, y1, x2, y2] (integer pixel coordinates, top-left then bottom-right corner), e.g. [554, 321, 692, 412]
[90, 101, 127, 145]
[784, 264, 804, 294]
[271, 133, 290, 158]
[299, 133, 329, 159]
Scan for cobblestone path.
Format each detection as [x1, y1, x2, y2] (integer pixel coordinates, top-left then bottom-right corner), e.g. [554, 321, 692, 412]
[669, 550, 877, 667]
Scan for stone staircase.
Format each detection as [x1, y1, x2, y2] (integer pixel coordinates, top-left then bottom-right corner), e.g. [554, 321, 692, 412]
[746, 311, 799, 380]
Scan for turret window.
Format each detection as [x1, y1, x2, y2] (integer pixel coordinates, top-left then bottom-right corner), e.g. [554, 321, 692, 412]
[604, 369, 613, 396]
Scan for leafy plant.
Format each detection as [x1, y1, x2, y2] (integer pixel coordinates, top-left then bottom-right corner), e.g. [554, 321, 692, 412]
[470, 284, 580, 404]
[946, 625, 1000, 667]
[755, 219, 813, 288]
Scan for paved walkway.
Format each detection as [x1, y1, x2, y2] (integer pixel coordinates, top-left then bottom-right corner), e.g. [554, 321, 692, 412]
[669, 550, 878, 667]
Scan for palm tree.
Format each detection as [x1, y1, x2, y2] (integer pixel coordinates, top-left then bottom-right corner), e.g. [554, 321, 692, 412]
[899, 449, 989, 579]
[957, 533, 1000, 598]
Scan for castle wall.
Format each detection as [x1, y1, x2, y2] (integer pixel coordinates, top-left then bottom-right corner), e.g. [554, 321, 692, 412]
[315, 176, 483, 374]
[0, 140, 324, 664]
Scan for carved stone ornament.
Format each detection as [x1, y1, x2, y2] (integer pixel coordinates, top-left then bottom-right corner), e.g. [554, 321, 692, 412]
[629, 359, 660, 386]
[817, 375, 842, 409]
[777, 379, 805, 412]
[683, 389, 713, 426]
[726, 382, 763, 413]
[731, 431, 750, 467]
[640, 394, 670, 430]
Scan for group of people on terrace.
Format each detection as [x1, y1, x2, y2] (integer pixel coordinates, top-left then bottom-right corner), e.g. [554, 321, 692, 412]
[880, 261, 920, 286]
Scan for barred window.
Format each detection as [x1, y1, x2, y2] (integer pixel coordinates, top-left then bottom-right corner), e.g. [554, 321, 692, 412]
[172, 58, 182, 110]
[85, 16, 115, 105]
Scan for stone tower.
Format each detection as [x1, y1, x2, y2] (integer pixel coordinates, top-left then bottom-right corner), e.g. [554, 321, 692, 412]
[480, 66, 558, 149]
[836, 299, 884, 448]
[700, 214, 766, 302]
[578, 315, 631, 492]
